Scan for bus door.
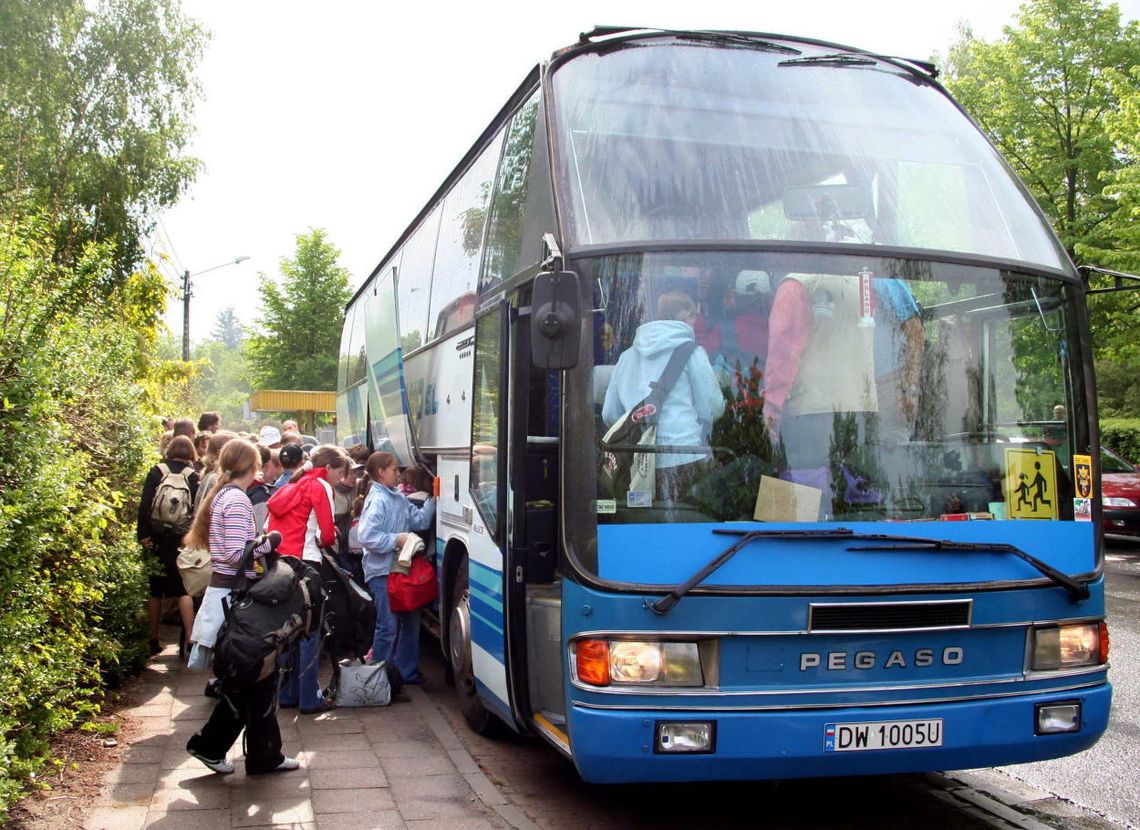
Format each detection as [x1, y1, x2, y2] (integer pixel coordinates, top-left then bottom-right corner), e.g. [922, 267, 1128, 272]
[465, 292, 565, 741]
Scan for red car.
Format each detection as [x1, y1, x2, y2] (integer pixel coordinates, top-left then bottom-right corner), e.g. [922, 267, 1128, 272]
[1101, 446, 1140, 537]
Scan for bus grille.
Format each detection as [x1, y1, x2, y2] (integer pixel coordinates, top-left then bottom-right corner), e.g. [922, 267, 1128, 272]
[809, 601, 971, 632]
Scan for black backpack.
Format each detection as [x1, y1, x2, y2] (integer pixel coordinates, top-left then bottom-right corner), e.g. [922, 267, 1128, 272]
[213, 541, 322, 690]
[319, 551, 376, 662]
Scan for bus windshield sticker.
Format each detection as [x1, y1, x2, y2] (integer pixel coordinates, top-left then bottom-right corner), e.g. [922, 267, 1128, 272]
[1073, 455, 1093, 498]
[595, 499, 617, 515]
[1004, 447, 1059, 520]
[627, 491, 652, 508]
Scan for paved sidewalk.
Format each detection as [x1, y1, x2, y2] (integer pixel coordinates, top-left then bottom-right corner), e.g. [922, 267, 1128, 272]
[84, 640, 535, 830]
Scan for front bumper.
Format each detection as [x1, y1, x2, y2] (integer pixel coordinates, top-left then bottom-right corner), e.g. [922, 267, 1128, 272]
[567, 683, 1111, 783]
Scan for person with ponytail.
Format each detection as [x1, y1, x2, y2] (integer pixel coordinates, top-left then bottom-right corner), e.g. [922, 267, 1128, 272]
[266, 444, 350, 714]
[183, 438, 299, 776]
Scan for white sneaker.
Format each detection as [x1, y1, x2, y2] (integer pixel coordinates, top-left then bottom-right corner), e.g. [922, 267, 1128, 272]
[189, 750, 235, 775]
[274, 756, 300, 772]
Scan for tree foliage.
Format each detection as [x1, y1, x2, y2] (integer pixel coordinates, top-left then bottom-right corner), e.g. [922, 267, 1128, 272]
[0, 0, 205, 814]
[942, 0, 1140, 259]
[941, 0, 1140, 417]
[0, 0, 205, 280]
[248, 229, 352, 391]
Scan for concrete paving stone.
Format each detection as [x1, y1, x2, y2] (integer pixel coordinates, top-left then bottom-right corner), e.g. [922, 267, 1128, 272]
[405, 819, 510, 830]
[230, 796, 316, 827]
[160, 750, 202, 771]
[300, 749, 381, 770]
[170, 701, 216, 721]
[300, 731, 371, 751]
[294, 715, 365, 735]
[82, 805, 149, 830]
[388, 773, 484, 821]
[384, 754, 457, 778]
[156, 766, 234, 788]
[461, 771, 507, 807]
[311, 786, 396, 814]
[315, 812, 407, 830]
[445, 749, 481, 776]
[234, 771, 313, 800]
[103, 763, 161, 786]
[372, 739, 441, 760]
[137, 808, 232, 830]
[117, 744, 165, 765]
[94, 782, 154, 806]
[308, 767, 388, 790]
[364, 721, 435, 744]
[150, 782, 232, 811]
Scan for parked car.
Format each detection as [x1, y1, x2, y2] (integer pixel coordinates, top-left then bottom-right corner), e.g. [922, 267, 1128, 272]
[1101, 446, 1140, 537]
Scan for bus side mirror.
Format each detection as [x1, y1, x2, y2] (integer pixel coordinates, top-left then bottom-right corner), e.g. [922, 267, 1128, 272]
[531, 270, 581, 370]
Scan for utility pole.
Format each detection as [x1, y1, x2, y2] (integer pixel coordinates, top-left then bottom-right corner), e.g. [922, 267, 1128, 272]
[182, 269, 191, 361]
[181, 257, 250, 361]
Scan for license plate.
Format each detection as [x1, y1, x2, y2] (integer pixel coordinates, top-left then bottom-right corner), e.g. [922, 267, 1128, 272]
[824, 718, 943, 752]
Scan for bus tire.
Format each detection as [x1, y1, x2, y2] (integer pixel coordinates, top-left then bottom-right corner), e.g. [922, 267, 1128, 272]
[448, 558, 498, 735]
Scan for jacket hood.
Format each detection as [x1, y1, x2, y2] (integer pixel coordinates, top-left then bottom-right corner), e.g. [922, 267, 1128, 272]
[266, 467, 326, 518]
[632, 320, 696, 360]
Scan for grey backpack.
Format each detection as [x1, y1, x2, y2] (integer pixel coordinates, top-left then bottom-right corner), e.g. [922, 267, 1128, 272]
[149, 463, 194, 535]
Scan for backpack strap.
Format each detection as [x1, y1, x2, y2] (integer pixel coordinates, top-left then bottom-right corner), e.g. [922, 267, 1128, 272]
[646, 340, 698, 409]
[157, 462, 172, 477]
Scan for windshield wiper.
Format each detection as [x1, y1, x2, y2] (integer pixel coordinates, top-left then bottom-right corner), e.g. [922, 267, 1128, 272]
[848, 537, 1090, 602]
[647, 528, 857, 614]
[779, 53, 877, 68]
[677, 32, 802, 55]
[646, 528, 1089, 615]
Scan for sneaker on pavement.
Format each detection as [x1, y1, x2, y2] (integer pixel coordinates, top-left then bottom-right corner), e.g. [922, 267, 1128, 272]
[189, 750, 234, 775]
[275, 757, 300, 772]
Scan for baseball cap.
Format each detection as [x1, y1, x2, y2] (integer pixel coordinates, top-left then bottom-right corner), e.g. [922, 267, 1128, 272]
[279, 443, 305, 467]
[258, 425, 282, 446]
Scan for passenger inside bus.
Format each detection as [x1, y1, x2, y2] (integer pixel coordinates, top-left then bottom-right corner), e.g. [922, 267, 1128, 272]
[762, 271, 878, 515]
[601, 291, 725, 503]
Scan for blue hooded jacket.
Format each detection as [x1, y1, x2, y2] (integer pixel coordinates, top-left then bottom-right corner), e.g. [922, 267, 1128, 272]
[602, 320, 726, 468]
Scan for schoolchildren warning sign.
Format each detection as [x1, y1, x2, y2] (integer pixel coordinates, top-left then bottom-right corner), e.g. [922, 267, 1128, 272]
[1004, 447, 1059, 520]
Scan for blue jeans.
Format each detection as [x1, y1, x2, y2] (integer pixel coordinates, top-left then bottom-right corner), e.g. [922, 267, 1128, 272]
[393, 609, 422, 684]
[366, 575, 396, 666]
[278, 632, 324, 710]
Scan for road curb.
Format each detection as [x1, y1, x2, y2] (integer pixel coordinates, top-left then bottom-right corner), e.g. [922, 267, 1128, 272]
[409, 685, 542, 830]
[940, 771, 1125, 829]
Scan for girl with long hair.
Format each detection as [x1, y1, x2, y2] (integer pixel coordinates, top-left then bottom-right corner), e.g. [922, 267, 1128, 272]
[266, 444, 350, 713]
[183, 438, 298, 776]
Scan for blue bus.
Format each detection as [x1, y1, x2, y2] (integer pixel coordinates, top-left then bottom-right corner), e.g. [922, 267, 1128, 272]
[337, 27, 1111, 783]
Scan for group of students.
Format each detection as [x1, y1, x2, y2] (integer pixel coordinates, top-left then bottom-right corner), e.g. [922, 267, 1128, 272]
[137, 413, 437, 776]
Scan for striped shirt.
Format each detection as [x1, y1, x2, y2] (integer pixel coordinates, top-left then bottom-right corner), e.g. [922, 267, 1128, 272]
[208, 485, 262, 579]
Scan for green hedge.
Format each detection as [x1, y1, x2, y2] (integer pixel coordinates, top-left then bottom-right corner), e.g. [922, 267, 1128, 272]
[0, 230, 158, 813]
[1101, 418, 1140, 463]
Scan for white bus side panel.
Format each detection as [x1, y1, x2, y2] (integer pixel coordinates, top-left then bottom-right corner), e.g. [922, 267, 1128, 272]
[402, 328, 474, 453]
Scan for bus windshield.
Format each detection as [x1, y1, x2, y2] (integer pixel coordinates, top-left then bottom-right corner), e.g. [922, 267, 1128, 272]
[550, 38, 1067, 272]
[565, 251, 1089, 573]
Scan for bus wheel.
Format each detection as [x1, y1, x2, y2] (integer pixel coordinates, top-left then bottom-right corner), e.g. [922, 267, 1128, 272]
[448, 558, 497, 735]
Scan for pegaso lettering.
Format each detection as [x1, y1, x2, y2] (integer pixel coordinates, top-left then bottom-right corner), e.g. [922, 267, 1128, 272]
[800, 647, 964, 672]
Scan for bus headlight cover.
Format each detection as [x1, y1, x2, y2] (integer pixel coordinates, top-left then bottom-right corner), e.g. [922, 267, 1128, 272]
[574, 639, 703, 686]
[656, 721, 716, 753]
[1030, 622, 1108, 670]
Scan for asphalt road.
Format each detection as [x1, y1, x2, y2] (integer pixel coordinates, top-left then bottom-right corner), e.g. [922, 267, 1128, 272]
[416, 543, 1139, 830]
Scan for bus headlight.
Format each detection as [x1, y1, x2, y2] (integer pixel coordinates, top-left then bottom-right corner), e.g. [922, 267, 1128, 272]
[1030, 622, 1108, 670]
[573, 639, 704, 687]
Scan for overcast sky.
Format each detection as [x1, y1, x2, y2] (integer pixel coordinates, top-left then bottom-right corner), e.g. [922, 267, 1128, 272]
[155, 0, 1140, 345]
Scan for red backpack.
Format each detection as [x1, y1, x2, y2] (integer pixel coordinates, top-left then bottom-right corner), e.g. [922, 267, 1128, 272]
[388, 556, 437, 613]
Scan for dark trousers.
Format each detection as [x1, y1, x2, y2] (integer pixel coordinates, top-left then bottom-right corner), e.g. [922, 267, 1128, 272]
[186, 671, 283, 774]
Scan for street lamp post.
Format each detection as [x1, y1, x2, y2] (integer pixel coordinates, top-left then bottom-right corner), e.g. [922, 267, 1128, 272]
[182, 256, 250, 360]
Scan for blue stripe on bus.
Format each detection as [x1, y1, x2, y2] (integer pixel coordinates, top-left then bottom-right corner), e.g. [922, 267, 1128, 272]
[470, 605, 504, 637]
[469, 561, 503, 598]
